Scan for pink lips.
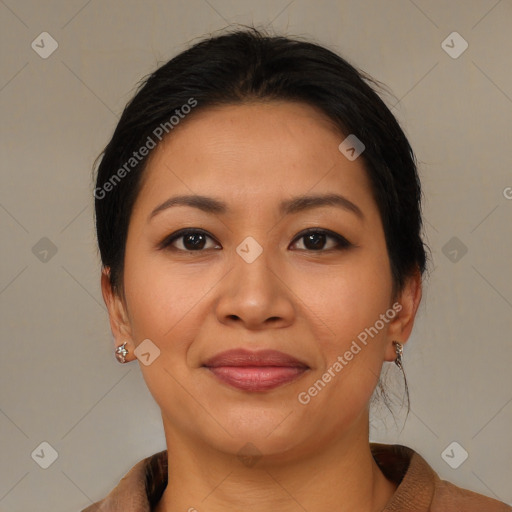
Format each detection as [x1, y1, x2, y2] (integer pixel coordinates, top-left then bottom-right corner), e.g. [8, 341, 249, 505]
[202, 349, 309, 392]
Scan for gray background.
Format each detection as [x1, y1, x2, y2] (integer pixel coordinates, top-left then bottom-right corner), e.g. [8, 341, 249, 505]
[1, 0, 511, 510]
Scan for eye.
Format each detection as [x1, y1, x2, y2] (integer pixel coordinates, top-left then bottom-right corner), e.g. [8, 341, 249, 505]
[158, 228, 220, 251]
[159, 228, 352, 253]
[290, 228, 352, 251]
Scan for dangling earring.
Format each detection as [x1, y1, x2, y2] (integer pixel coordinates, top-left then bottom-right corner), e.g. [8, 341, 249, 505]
[115, 342, 129, 364]
[393, 341, 403, 370]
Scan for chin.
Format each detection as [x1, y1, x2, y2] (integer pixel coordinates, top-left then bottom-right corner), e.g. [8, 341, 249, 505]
[194, 405, 319, 458]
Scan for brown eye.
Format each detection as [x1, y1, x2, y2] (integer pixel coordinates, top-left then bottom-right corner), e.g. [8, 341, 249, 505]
[290, 229, 352, 251]
[159, 229, 220, 251]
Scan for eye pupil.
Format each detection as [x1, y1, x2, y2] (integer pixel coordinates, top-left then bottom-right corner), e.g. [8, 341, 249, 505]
[163, 229, 347, 253]
[304, 232, 326, 250]
[184, 233, 206, 250]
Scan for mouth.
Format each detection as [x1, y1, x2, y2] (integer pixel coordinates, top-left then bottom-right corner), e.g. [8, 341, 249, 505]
[202, 349, 310, 392]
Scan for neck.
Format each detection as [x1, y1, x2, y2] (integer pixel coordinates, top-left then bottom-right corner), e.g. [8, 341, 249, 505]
[155, 412, 396, 512]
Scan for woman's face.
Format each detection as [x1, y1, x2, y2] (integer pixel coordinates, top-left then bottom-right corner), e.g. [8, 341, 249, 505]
[104, 101, 418, 460]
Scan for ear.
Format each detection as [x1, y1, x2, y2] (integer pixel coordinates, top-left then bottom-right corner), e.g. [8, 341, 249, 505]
[101, 267, 135, 359]
[384, 268, 422, 362]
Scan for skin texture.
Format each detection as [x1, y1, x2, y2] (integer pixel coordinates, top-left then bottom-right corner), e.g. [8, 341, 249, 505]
[101, 101, 422, 511]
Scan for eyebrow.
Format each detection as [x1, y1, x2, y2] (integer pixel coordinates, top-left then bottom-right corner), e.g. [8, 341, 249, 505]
[149, 193, 364, 221]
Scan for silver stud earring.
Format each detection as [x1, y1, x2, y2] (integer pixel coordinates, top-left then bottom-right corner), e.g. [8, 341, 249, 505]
[393, 341, 403, 370]
[115, 342, 129, 364]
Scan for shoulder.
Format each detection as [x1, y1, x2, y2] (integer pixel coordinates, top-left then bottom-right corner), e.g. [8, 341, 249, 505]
[80, 450, 168, 511]
[370, 443, 510, 512]
[432, 479, 511, 512]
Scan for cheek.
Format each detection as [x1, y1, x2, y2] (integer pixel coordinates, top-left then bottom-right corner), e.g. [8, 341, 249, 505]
[122, 247, 224, 362]
[122, 256, 212, 423]
[294, 251, 393, 348]
[293, 249, 393, 411]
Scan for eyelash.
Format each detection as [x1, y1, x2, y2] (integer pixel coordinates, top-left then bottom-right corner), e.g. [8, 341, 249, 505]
[158, 228, 353, 253]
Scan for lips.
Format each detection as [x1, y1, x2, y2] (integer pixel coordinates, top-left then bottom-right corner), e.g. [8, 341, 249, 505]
[202, 349, 309, 392]
[203, 349, 308, 368]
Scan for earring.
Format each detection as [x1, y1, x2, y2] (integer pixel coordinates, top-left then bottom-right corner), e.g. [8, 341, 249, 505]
[393, 341, 403, 370]
[115, 342, 129, 364]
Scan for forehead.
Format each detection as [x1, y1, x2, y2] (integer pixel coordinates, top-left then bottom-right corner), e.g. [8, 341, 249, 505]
[135, 101, 375, 216]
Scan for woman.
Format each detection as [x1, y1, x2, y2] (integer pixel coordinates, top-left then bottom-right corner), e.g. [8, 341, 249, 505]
[85, 27, 510, 511]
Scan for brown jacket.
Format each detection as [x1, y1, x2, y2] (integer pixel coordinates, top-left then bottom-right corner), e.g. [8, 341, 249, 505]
[82, 443, 510, 511]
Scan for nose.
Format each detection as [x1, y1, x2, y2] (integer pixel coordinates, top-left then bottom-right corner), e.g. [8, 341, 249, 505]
[214, 241, 295, 331]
